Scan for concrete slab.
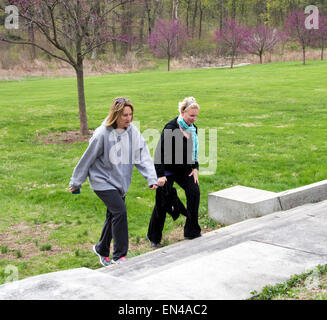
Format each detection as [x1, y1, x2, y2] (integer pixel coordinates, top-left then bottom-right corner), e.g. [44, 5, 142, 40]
[134, 241, 326, 300]
[0, 268, 129, 300]
[278, 179, 327, 210]
[0, 267, 183, 300]
[253, 212, 327, 256]
[208, 185, 281, 225]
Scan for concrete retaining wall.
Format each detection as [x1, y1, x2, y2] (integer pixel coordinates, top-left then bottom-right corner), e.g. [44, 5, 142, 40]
[208, 179, 327, 225]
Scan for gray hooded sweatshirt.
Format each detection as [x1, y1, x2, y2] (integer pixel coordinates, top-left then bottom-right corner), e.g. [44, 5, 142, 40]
[70, 122, 157, 196]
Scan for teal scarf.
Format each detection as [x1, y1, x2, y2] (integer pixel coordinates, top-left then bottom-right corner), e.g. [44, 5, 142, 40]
[177, 115, 198, 162]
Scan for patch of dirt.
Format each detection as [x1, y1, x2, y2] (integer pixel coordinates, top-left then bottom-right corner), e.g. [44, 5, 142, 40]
[128, 225, 218, 253]
[40, 130, 93, 145]
[0, 222, 69, 261]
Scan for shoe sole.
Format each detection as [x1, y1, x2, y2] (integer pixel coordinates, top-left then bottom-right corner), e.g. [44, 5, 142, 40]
[151, 243, 163, 248]
[184, 235, 202, 240]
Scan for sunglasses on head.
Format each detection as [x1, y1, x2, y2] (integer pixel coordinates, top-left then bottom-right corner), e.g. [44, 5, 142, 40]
[115, 97, 128, 105]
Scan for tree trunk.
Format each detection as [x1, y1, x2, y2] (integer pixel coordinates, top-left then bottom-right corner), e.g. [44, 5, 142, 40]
[75, 63, 89, 135]
[91, 1, 101, 59]
[219, 0, 224, 31]
[231, 53, 235, 68]
[321, 44, 324, 60]
[112, 21, 117, 55]
[260, 52, 263, 64]
[167, 41, 171, 71]
[302, 46, 306, 65]
[186, 0, 191, 35]
[138, 9, 145, 49]
[198, 1, 203, 40]
[172, 0, 179, 21]
[127, 0, 133, 52]
[120, 1, 128, 56]
[231, 0, 236, 20]
[28, 22, 36, 60]
[192, 0, 198, 39]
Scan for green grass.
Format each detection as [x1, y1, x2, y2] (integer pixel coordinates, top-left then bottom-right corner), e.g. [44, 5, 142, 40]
[1, 59, 327, 284]
[250, 264, 327, 300]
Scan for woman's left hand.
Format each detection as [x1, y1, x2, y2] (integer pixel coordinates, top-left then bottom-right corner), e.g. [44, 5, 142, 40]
[189, 169, 199, 185]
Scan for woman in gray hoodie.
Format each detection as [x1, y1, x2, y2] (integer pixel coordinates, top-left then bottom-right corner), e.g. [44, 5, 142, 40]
[69, 97, 157, 266]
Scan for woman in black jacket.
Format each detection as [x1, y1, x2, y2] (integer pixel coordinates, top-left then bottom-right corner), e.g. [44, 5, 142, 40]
[147, 97, 201, 247]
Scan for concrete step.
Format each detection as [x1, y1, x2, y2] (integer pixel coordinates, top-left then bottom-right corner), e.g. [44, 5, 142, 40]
[98, 200, 327, 281]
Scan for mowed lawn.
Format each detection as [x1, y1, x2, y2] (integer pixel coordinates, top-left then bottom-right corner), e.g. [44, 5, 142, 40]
[0, 60, 327, 283]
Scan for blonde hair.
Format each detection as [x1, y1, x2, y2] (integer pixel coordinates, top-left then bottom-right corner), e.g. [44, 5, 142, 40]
[178, 97, 200, 113]
[106, 97, 134, 128]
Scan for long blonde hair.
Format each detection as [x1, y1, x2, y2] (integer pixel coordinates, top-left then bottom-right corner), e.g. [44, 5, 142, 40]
[106, 97, 134, 128]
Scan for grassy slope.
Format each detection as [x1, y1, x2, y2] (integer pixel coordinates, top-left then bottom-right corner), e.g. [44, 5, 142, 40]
[0, 60, 327, 282]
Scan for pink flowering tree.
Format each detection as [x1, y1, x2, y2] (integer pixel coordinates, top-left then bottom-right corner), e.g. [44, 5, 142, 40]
[148, 19, 188, 71]
[214, 19, 251, 68]
[243, 24, 284, 64]
[311, 14, 327, 60]
[0, 0, 133, 135]
[285, 9, 316, 65]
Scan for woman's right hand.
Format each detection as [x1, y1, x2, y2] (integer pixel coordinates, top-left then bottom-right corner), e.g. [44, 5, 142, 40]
[69, 185, 77, 192]
[157, 176, 167, 187]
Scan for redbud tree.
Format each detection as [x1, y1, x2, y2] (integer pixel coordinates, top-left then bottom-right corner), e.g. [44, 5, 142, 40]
[149, 19, 188, 72]
[285, 9, 316, 65]
[214, 19, 251, 68]
[243, 24, 284, 64]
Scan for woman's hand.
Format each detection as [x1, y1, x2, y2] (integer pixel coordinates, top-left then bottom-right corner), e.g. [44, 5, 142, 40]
[68, 186, 77, 192]
[189, 169, 199, 185]
[157, 176, 167, 187]
[150, 184, 158, 190]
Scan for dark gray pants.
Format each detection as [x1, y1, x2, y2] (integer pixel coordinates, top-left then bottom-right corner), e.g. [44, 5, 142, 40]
[94, 189, 128, 260]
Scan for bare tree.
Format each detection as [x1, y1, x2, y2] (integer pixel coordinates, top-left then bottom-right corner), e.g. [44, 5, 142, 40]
[0, 0, 131, 135]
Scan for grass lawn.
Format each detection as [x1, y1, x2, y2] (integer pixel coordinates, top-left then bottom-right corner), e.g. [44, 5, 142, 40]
[0, 60, 327, 284]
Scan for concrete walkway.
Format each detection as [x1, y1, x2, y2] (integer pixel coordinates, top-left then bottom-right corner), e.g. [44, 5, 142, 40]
[0, 199, 326, 300]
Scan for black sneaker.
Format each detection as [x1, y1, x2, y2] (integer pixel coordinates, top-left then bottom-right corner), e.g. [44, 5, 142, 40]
[93, 245, 111, 267]
[150, 242, 163, 248]
[146, 235, 163, 248]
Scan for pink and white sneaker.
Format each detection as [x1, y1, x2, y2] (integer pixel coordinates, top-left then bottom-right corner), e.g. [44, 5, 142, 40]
[93, 245, 111, 267]
[112, 256, 127, 264]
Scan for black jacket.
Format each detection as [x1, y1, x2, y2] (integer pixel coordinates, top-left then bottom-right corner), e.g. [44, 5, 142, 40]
[154, 183, 190, 220]
[154, 117, 199, 178]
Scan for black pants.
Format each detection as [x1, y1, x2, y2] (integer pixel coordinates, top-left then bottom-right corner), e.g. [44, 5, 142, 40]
[147, 171, 201, 244]
[94, 190, 128, 260]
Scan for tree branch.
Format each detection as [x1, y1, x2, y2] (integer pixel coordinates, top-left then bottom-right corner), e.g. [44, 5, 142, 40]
[0, 37, 74, 66]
